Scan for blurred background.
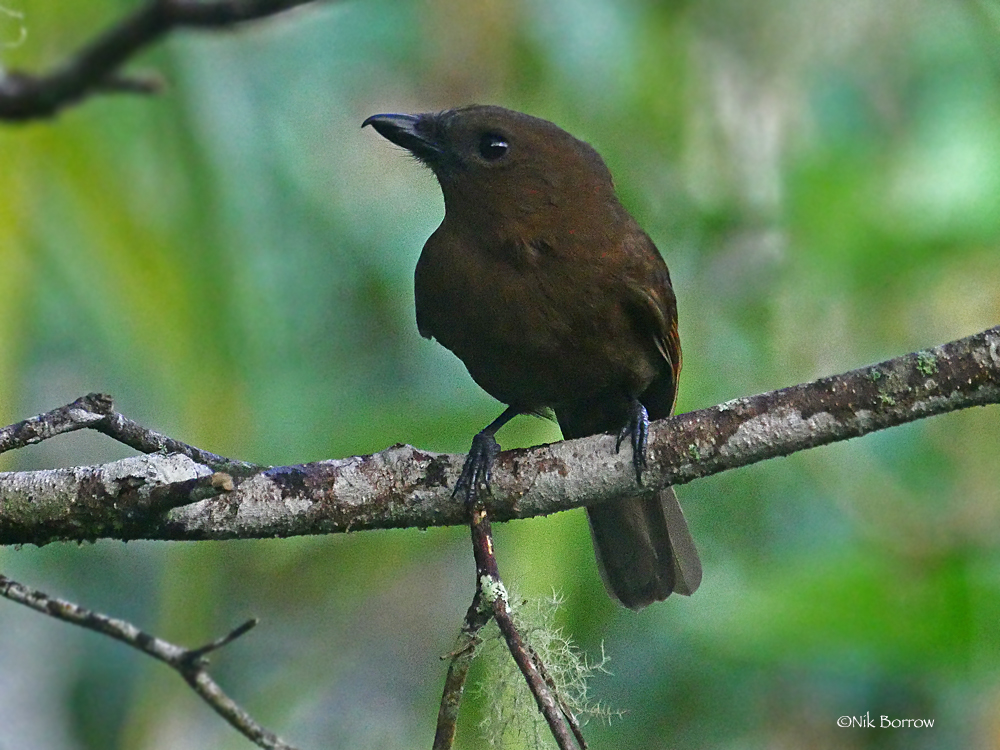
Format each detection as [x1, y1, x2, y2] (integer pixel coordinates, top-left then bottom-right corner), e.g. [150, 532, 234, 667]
[1, 0, 999, 748]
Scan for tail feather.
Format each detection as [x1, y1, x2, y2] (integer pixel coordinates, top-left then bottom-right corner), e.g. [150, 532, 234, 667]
[586, 486, 701, 610]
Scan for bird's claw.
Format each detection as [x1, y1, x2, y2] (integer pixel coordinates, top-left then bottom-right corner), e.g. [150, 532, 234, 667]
[454, 430, 501, 506]
[615, 399, 649, 485]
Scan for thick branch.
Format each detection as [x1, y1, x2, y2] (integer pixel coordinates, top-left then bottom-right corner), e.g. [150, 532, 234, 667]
[0, 0, 324, 121]
[1, 325, 998, 546]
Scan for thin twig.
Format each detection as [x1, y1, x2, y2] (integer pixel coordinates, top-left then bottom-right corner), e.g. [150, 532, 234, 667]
[530, 642, 589, 748]
[476, 502, 582, 749]
[432, 589, 491, 750]
[0, 393, 113, 453]
[0, 0, 326, 121]
[435, 492, 584, 749]
[95, 407, 262, 474]
[490, 590, 583, 750]
[186, 616, 259, 660]
[0, 392, 261, 474]
[0, 573, 297, 750]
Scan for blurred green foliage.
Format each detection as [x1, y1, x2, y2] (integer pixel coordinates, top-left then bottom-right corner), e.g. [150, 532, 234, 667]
[1, 0, 999, 748]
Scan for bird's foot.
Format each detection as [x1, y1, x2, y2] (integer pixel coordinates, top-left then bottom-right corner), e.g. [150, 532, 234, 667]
[615, 398, 649, 485]
[454, 430, 501, 506]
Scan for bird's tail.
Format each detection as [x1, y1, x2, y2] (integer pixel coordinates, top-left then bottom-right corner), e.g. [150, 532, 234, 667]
[586, 486, 701, 610]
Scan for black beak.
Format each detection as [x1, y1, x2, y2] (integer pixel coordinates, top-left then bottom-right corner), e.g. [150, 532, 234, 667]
[363, 112, 442, 163]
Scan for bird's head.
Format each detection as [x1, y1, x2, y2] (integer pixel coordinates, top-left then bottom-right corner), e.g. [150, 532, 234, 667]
[363, 105, 622, 240]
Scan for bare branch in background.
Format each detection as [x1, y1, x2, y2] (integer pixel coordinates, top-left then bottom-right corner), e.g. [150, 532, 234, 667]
[0, 574, 298, 750]
[0, 0, 326, 121]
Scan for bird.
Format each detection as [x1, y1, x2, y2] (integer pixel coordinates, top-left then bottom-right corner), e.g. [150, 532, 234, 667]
[363, 104, 701, 609]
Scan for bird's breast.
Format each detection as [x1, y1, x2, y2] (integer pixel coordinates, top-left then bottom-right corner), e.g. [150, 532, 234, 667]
[414, 228, 659, 410]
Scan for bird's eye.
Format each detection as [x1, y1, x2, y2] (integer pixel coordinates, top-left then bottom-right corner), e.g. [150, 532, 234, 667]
[478, 133, 509, 161]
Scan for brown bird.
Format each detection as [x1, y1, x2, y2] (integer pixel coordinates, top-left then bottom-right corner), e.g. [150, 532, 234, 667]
[363, 105, 701, 609]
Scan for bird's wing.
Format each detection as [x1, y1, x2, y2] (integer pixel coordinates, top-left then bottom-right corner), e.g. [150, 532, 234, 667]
[620, 234, 682, 420]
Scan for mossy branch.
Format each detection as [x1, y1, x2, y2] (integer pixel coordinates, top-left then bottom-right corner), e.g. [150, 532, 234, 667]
[1, 325, 998, 547]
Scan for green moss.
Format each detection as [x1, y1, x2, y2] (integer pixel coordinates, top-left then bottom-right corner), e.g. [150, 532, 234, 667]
[916, 350, 939, 376]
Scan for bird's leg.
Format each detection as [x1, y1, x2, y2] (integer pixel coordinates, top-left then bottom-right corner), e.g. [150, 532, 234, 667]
[615, 397, 649, 485]
[454, 406, 520, 506]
